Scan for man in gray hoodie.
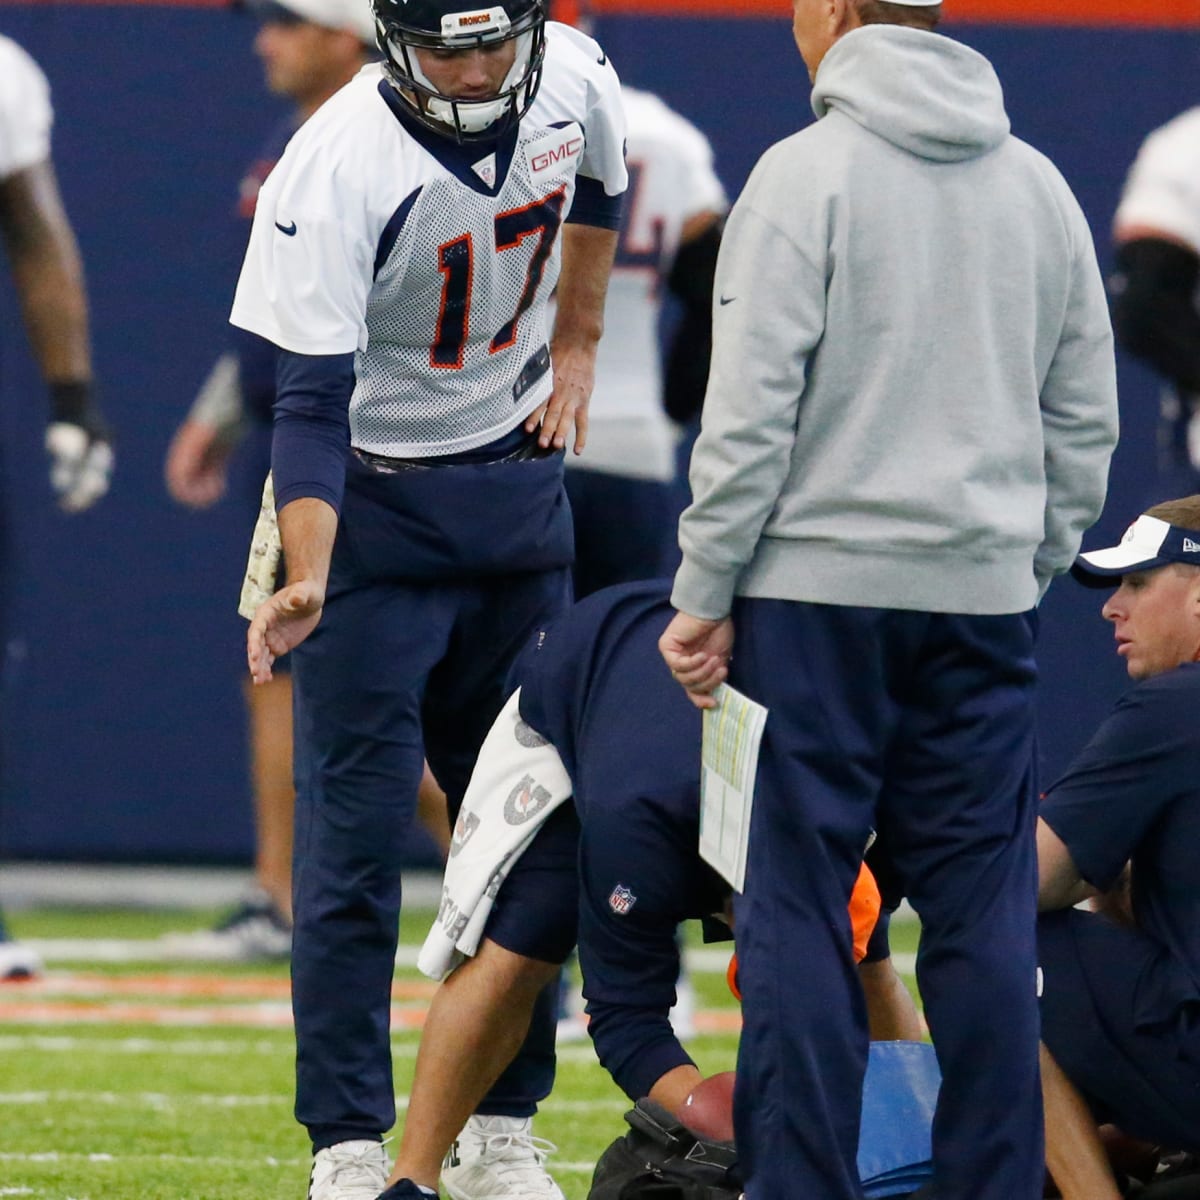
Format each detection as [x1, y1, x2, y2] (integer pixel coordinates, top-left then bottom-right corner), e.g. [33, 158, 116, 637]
[658, 1, 1119, 1198]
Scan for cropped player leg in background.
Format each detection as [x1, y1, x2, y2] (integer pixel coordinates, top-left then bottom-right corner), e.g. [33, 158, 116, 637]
[858, 834, 924, 1042]
[162, 426, 296, 960]
[0, 445, 38, 983]
[856, 912, 925, 1044]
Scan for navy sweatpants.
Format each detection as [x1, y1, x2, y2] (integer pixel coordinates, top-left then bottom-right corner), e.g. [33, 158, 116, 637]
[729, 599, 1042, 1200]
[289, 448, 574, 1150]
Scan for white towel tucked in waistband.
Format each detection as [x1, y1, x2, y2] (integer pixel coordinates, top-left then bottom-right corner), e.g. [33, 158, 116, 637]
[418, 688, 572, 981]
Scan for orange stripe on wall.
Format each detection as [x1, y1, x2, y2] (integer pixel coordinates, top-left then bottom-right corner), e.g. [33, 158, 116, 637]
[0, 0, 232, 6]
[594, 0, 1200, 24]
[2, 0, 1199, 23]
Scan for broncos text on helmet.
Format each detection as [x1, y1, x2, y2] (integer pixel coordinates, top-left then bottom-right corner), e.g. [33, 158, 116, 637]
[373, 0, 547, 141]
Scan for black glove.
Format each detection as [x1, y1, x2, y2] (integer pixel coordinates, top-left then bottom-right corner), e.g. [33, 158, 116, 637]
[46, 380, 114, 512]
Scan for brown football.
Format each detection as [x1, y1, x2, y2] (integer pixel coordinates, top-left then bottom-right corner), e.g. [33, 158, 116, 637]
[679, 1070, 736, 1143]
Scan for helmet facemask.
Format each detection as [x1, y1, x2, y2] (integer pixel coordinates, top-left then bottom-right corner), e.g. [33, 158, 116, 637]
[376, 3, 547, 141]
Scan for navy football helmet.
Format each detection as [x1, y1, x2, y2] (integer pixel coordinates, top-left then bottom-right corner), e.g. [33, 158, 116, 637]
[373, 0, 547, 141]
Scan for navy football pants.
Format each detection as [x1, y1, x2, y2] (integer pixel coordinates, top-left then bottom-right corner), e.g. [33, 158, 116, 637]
[729, 599, 1042, 1200]
[290, 568, 570, 1150]
[1039, 907, 1200, 1151]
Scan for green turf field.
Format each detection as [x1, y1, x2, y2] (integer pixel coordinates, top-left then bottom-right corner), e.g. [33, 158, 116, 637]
[0, 907, 921, 1200]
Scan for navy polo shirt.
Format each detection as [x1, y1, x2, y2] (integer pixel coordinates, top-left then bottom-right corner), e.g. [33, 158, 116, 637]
[1040, 662, 1200, 1028]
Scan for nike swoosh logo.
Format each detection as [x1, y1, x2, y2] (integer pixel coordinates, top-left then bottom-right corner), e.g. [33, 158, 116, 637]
[719, 295, 736, 306]
[275, 220, 297, 237]
[597, 53, 607, 65]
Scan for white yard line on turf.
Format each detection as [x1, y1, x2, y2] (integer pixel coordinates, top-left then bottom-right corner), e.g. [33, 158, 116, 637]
[0, 1152, 602, 1175]
[0, 1091, 286, 1107]
[7, 940, 916, 975]
[0, 1091, 625, 1114]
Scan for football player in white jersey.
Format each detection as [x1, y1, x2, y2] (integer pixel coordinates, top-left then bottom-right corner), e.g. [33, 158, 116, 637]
[229, 2, 626, 1198]
[0, 33, 113, 982]
[1112, 109, 1200, 498]
[562, 78, 726, 598]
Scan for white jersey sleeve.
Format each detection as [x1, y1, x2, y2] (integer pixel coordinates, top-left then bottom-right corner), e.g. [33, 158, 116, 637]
[569, 88, 726, 477]
[1114, 108, 1200, 252]
[534, 23, 627, 204]
[0, 35, 53, 180]
[230, 83, 387, 356]
[662, 99, 727, 224]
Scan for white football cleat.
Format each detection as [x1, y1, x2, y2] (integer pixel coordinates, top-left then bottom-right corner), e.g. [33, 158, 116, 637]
[159, 891, 292, 962]
[442, 1115, 564, 1200]
[308, 1139, 390, 1200]
[0, 937, 42, 982]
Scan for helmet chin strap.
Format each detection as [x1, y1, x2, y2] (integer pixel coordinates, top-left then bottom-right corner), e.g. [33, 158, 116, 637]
[401, 30, 533, 136]
[428, 92, 511, 135]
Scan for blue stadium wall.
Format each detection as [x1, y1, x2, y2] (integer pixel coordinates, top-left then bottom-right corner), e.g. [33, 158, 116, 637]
[0, 2, 1194, 862]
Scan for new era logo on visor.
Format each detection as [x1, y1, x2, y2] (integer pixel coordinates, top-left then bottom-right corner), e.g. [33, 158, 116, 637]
[1185, 538, 1200, 553]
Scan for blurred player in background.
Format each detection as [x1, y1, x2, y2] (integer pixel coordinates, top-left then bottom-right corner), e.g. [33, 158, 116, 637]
[554, 4, 724, 600]
[161, 0, 381, 961]
[1111, 110, 1200, 501]
[0, 32, 114, 980]
[230, 0, 627, 1195]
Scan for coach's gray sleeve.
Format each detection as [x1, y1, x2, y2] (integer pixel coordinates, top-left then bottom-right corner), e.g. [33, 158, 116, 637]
[672, 183, 826, 620]
[1035, 206, 1120, 598]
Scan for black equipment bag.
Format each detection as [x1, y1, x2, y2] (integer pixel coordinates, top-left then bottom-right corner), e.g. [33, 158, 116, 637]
[587, 1099, 742, 1200]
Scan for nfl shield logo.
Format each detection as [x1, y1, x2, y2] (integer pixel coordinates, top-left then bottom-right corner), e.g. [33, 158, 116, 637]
[609, 884, 637, 915]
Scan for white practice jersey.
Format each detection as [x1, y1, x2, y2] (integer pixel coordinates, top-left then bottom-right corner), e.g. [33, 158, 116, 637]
[568, 86, 726, 480]
[0, 35, 53, 181]
[1115, 107, 1200, 255]
[230, 22, 627, 459]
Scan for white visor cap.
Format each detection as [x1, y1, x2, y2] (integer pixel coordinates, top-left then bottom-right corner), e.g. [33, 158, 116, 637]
[273, 0, 378, 44]
[1071, 514, 1200, 587]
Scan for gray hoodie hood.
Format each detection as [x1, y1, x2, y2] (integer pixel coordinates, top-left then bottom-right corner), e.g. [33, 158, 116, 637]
[811, 25, 1009, 162]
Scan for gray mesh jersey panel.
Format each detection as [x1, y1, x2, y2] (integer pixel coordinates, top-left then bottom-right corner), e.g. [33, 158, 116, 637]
[352, 137, 580, 458]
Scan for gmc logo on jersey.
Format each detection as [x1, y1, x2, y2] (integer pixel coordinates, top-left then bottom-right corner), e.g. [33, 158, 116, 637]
[527, 134, 584, 176]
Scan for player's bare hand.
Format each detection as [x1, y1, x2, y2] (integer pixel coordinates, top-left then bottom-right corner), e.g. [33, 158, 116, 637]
[525, 342, 594, 454]
[659, 612, 735, 710]
[165, 419, 232, 508]
[247, 580, 324, 685]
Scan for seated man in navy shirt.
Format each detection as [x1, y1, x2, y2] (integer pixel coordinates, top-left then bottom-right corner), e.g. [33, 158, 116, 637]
[1037, 493, 1200, 1200]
